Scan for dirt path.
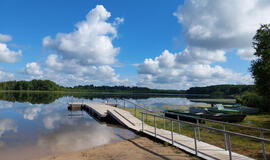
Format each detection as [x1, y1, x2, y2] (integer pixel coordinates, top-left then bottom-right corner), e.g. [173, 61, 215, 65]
[39, 136, 197, 160]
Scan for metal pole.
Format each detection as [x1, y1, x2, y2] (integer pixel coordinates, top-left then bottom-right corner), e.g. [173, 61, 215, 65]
[171, 120, 174, 145]
[260, 129, 267, 160]
[154, 115, 157, 138]
[227, 134, 232, 160]
[135, 106, 137, 117]
[196, 119, 200, 141]
[194, 128, 198, 156]
[163, 115, 165, 129]
[124, 100, 125, 109]
[223, 123, 227, 151]
[178, 115, 181, 134]
[142, 113, 144, 132]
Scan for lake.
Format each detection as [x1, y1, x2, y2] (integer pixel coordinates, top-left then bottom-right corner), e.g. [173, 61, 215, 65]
[0, 92, 207, 160]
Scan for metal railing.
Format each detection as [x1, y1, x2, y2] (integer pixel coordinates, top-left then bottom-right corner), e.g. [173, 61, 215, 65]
[104, 98, 269, 159]
[140, 111, 270, 160]
[118, 99, 270, 160]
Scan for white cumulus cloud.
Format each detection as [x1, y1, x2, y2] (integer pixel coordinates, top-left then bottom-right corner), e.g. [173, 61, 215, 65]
[24, 62, 43, 76]
[0, 33, 12, 42]
[43, 5, 121, 65]
[0, 70, 14, 81]
[0, 42, 22, 63]
[138, 50, 253, 89]
[42, 5, 127, 86]
[173, 0, 270, 60]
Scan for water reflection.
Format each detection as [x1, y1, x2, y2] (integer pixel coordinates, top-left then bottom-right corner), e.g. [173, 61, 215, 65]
[0, 93, 206, 160]
[0, 118, 17, 138]
[17, 105, 42, 120]
[37, 121, 130, 154]
[0, 100, 13, 109]
[0, 97, 137, 160]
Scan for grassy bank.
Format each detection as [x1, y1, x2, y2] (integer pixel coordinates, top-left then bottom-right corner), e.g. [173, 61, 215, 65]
[120, 106, 270, 160]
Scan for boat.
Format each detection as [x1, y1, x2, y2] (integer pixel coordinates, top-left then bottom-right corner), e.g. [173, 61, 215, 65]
[202, 113, 246, 122]
[207, 104, 259, 115]
[206, 104, 239, 114]
[164, 106, 246, 123]
[164, 109, 204, 123]
[224, 104, 259, 114]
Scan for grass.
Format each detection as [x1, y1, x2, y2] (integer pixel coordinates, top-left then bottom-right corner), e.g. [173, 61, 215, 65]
[120, 106, 270, 160]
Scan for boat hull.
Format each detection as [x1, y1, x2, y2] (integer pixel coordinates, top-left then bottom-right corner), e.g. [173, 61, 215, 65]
[202, 113, 246, 122]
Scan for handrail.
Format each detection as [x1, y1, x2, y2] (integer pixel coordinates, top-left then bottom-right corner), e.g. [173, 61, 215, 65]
[112, 99, 269, 159]
[121, 99, 154, 113]
[142, 111, 270, 143]
[140, 111, 269, 159]
[162, 109, 270, 132]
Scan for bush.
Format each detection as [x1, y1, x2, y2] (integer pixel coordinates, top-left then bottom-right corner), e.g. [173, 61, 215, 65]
[236, 91, 268, 111]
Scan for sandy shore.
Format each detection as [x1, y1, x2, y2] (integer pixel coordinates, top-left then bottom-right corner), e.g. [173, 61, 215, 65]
[39, 136, 195, 160]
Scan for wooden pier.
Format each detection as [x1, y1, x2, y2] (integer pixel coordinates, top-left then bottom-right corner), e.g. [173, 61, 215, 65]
[68, 102, 253, 160]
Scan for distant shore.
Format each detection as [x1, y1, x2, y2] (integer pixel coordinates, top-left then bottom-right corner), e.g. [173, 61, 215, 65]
[38, 136, 194, 160]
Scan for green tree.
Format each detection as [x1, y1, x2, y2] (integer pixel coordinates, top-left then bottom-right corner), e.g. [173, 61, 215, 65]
[250, 24, 270, 110]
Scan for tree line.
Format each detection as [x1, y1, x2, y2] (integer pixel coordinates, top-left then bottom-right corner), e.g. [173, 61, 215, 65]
[0, 80, 64, 91]
[0, 79, 185, 94]
[0, 79, 253, 96]
[186, 85, 254, 95]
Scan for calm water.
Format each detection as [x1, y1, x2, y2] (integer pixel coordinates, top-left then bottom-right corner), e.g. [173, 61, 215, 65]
[0, 92, 205, 160]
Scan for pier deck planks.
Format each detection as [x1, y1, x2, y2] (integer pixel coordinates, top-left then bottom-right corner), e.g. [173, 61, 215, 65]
[69, 102, 253, 160]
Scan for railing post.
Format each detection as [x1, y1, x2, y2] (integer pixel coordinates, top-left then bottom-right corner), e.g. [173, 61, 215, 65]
[260, 129, 267, 160]
[171, 120, 174, 145]
[223, 123, 227, 151]
[154, 115, 157, 138]
[135, 106, 137, 117]
[196, 119, 200, 141]
[163, 114, 165, 129]
[177, 115, 181, 134]
[227, 134, 232, 160]
[141, 113, 144, 132]
[194, 127, 198, 156]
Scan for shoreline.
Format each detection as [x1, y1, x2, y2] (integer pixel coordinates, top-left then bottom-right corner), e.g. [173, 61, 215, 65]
[38, 136, 195, 160]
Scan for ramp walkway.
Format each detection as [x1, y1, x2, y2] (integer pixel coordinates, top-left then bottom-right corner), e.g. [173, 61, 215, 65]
[68, 102, 254, 160]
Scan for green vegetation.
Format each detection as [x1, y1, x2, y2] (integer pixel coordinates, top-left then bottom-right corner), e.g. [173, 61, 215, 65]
[250, 24, 270, 111]
[0, 79, 185, 94]
[186, 84, 254, 96]
[236, 91, 266, 111]
[71, 85, 185, 94]
[0, 91, 188, 104]
[0, 79, 64, 91]
[0, 79, 267, 111]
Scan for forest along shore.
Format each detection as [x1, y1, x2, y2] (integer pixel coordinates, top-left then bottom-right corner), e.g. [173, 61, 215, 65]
[38, 136, 196, 160]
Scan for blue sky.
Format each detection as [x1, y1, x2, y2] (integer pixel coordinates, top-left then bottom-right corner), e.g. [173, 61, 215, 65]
[0, 0, 269, 89]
